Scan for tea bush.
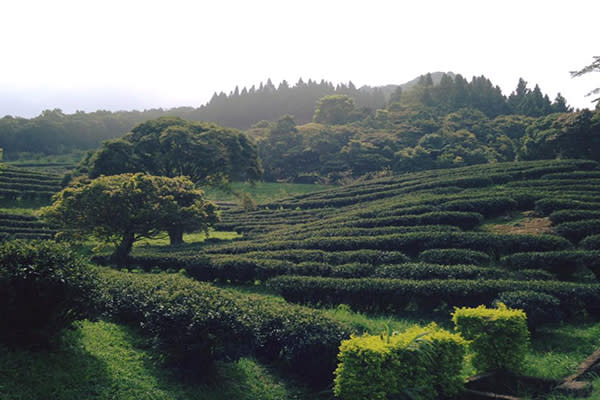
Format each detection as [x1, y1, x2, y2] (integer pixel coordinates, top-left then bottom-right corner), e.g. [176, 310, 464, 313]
[418, 248, 491, 266]
[0, 240, 98, 346]
[334, 324, 466, 400]
[452, 304, 529, 373]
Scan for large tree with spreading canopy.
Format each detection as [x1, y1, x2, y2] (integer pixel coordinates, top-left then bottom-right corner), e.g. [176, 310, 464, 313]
[41, 173, 218, 264]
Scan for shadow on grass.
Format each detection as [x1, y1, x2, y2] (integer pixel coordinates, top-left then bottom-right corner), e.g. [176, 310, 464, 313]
[0, 328, 111, 400]
[0, 320, 317, 400]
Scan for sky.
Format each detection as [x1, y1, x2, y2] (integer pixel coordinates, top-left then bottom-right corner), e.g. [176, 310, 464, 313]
[0, 0, 598, 118]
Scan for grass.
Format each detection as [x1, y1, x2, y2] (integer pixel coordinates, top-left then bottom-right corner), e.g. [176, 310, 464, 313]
[0, 320, 314, 400]
[204, 181, 331, 203]
[133, 230, 242, 247]
[481, 211, 553, 235]
[524, 322, 600, 380]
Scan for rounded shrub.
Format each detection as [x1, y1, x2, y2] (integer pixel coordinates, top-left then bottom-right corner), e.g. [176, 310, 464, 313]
[493, 290, 562, 330]
[452, 304, 529, 373]
[0, 240, 98, 346]
[334, 324, 466, 400]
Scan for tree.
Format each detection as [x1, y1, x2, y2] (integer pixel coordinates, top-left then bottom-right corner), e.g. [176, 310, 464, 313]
[84, 117, 262, 185]
[41, 174, 218, 264]
[313, 95, 355, 124]
[571, 56, 600, 106]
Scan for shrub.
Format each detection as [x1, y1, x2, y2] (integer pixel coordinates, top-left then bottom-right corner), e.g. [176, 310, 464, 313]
[501, 251, 600, 280]
[267, 276, 600, 317]
[581, 235, 600, 250]
[439, 197, 518, 217]
[373, 263, 505, 280]
[535, 199, 600, 216]
[554, 220, 600, 244]
[334, 324, 466, 400]
[493, 291, 561, 330]
[350, 211, 483, 230]
[452, 304, 529, 373]
[0, 240, 98, 346]
[418, 248, 491, 266]
[549, 210, 600, 224]
[99, 269, 248, 373]
[98, 269, 350, 385]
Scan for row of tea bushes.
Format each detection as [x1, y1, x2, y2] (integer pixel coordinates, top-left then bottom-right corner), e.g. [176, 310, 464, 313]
[0, 213, 56, 240]
[98, 268, 350, 385]
[549, 209, 600, 224]
[501, 250, 600, 280]
[271, 225, 461, 240]
[554, 219, 600, 244]
[206, 231, 572, 257]
[267, 275, 600, 317]
[418, 248, 491, 266]
[345, 211, 483, 230]
[0, 165, 62, 202]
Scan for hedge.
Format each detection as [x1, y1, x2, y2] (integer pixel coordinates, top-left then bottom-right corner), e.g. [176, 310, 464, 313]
[439, 197, 518, 217]
[501, 251, 600, 280]
[334, 325, 466, 400]
[554, 220, 600, 244]
[0, 240, 98, 346]
[418, 248, 491, 266]
[535, 199, 600, 216]
[373, 263, 506, 280]
[98, 269, 350, 385]
[493, 291, 562, 330]
[549, 210, 600, 224]
[348, 211, 483, 230]
[267, 276, 600, 317]
[452, 304, 529, 373]
[208, 232, 573, 257]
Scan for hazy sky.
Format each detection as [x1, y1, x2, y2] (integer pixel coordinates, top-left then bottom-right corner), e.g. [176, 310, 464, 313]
[1, 0, 598, 117]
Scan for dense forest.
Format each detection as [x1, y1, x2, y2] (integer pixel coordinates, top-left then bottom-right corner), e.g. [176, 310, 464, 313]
[0, 72, 582, 161]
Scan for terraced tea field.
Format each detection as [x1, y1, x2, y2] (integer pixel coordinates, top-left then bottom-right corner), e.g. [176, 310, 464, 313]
[128, 159, 600, 322]
[0, 165, 61, 240]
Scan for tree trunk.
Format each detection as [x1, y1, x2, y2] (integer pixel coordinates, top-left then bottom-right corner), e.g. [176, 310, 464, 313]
[111, 232, 135, 266]
[168, 226, 184, 246]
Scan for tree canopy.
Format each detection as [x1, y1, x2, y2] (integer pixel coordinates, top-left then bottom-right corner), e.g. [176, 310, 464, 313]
[41, 173, 218, 264]
[81, 117, 262, 186]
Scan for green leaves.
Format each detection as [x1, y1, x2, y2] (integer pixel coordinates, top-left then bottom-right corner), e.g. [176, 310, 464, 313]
[41, 174, 219, 261]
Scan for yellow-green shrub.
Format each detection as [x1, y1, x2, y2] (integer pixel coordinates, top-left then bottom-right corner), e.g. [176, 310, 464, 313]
[333, 324, 466, 400]
[452, 304, 529, 373]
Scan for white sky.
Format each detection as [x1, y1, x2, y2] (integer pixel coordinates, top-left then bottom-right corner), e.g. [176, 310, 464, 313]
[0, 0, 598, 117]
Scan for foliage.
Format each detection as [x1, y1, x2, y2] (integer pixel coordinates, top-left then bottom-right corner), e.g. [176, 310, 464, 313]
[501, 250, 600, 280]
[82, 117, 262, 185]
[418, 248, 491, 266]
[41, 173, 218, 262]
[493, 291, 562, 330]
[98, 269, 350, 385]
[333, 324, 466, 400]
[0, 240, 97, 346]
[267, 275, 600, 317]
[452, 304, 530, 373]
[313, 95, 356, 125]
[554, 219, 600, 244]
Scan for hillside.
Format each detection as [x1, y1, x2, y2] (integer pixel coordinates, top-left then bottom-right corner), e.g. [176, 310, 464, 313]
[129, 159, 600, 317]
[0, 165, 61, 240]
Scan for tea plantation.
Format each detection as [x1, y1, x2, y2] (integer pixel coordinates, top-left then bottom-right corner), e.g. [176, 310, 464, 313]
[3, 159, 600, 399]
